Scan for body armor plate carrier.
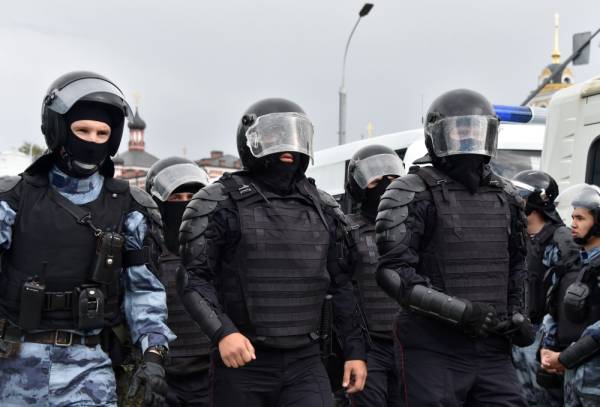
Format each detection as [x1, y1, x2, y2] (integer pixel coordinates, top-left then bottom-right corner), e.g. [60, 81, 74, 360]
[416, 166, 511, 315]
[220, 174, 331, 338]
[0, 174, 130, 330]
[348, 213, 397, 335]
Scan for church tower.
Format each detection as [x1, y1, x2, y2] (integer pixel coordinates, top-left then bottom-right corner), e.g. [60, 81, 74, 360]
[528, 14, 574, 108]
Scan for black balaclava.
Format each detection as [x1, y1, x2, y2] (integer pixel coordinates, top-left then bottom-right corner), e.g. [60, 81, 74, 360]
[56, 101, 116, 178]
[253, 152, 306, 195]
[361, 177, 392, 221]
[159, 185, 200, 253]
[161, 201, 188, 253]
[433, 153, 487, 194]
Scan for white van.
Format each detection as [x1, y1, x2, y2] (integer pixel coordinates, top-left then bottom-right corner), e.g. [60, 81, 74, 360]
[308, 123, 545, 200]
[541, 75, 600, 190]
[540, 74, 600, 221]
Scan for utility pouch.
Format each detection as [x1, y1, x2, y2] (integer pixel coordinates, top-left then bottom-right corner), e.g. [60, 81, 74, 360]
[74, 286, 105, 330]
[19, 278, 45, 331]
[90, 232, 124, 285]
[563, 281, 590, 323]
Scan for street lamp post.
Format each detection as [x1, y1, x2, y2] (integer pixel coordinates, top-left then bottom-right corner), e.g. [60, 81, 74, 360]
[338, 3, 373, 145]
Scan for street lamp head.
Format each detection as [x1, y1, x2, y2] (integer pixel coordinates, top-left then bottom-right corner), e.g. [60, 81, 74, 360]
[359, 3, 374, 17]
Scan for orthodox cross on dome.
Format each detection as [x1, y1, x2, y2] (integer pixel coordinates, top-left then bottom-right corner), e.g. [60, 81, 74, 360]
[551, 13, 561, 64]
[128, 91, 147, 151]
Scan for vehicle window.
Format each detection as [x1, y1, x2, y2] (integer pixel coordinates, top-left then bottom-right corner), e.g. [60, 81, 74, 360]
[586, 136, 600, 186]
[489, 149, 541, 179]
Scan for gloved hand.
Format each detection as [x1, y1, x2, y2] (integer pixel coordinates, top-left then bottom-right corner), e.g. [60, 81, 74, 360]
[492, 312, 535, 347]
[126, 352, 168, 407]
[461, 302, 497, 337]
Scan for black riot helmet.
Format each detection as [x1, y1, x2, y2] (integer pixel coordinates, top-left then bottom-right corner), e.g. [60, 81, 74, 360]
[146, 157, 209, 253]
[41, 71, 132, 156]
[346, 144, 405, 202]
[236, 98, 313, 175]
[146, 156, 210, 202]
[512, 170, 561, 223]
[423, 89, 499, 162]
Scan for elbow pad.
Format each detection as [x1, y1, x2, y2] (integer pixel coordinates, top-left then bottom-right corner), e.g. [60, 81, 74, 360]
[558, 335, 600, 370]
[376, 268, 404, 302]
[177, 266, 222, 340]
[406, 285, 467, 325]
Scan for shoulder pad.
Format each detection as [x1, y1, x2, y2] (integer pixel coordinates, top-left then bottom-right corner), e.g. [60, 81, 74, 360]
[130, 185, 158, 209]
[194, 182, 228, 202]
[317, 189, 339, 208]
[180, 184, 230, 243]
[376, 179, 414, 234]
[0, 176, 21, 193]
[553, 226, 580, 263]
[386, 174, 426, 193]
[104, 177, 129, 194]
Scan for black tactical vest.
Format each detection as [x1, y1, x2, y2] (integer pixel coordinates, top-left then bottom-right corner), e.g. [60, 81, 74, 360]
[0, 174, 129, 330]
[556, 261, 600, 347]
[158, 253, 210, 373]
[347, 213, 397, 335]
[219, 174, 330, 338]
[526, 223, 559, 324]
[416, 166, 511, 315]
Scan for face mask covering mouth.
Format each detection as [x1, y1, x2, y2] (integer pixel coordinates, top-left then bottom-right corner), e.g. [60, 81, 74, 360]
[161, 201, 189, 253]
[361, 177, 392, 220]
[57, 101, 114, 178]
[254, 152, 304, 194]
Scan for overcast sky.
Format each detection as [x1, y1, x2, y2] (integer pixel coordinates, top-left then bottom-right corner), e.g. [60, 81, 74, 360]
[1, 0, 600, 160]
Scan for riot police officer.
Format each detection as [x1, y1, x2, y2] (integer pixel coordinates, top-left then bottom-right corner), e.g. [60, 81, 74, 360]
[145, 157, 211, 406]
[0, 71, 175, 406]
[511, 170, 579, 406]
[345, 145, 405, 407]
[376, 89, 532, 406]
[178, 98, 368, 406]
[541, 184, 600, 407]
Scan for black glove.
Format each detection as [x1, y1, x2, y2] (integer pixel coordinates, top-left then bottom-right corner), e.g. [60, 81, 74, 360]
[461, 302, 497, 337]
[126, 352, 168, 407]
[487, 312, 535, 347]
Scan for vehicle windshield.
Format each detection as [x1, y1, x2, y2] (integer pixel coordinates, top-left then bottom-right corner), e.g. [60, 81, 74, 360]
[489, 149, 541, 179]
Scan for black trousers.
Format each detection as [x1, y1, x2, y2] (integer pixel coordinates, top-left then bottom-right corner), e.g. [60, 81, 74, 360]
[210, 344, 333, 407]
[394, 311, 527, 407]
[166, 369, 210, 407]
[352, 337, 403, 407]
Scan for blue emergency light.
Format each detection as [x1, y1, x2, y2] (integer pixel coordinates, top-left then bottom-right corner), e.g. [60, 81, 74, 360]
[492, 105, 547, 125]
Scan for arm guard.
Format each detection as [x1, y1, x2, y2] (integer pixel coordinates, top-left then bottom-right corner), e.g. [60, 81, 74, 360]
[176, 265, 223, 340]
[558, 335, 600, 369]
[405, 284, 467, 325]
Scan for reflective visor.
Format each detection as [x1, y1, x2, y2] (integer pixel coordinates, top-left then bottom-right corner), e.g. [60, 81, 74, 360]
[427, 115, 498, 158]
[511, 180, 536, 199]
[245, 112, 314, 161]
[151, 163, 210, 202]
[353, 153, 405, 189]
[47, 77, 133, 119]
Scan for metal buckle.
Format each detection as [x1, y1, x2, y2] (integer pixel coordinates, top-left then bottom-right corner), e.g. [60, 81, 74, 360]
[54, 330, 73, 347]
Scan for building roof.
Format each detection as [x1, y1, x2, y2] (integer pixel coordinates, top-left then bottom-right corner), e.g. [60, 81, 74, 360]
[198, 153, 241, 169]
[127, 107, 147, 130]
[115, 149, 158, 169]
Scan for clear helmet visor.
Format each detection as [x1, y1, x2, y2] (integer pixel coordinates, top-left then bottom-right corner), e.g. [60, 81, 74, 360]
[554, 183, 600, 223]
[511, 180, 537, 200]
[353, 153, 405, 189]
[245, 112, 314, 162]
[47, 77, 133, 119]
[427, 115, 499, 157]
[151, 163, 210, 202]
